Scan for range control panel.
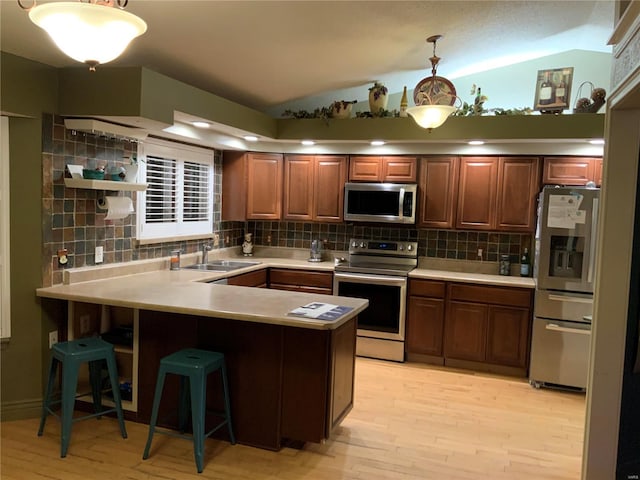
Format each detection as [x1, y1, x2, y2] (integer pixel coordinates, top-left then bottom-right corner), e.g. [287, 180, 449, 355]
[347, 238, 418, 258]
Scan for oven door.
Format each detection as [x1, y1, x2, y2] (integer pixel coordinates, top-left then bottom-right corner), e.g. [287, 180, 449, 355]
[333, 272, 406, 341]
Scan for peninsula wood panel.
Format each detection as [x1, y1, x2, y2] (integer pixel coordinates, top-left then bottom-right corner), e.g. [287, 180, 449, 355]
[419, 156, 459, 228]
[456, 157, 498, 230]
[496, 157, 540, 232]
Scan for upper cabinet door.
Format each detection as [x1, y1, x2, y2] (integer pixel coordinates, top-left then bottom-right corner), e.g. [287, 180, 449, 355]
[456, 157, 498, 230]
[283, 155, 314, 221]
[349, 156, 382, 181]
[542, 157, 598, 185]
[382, 157, 417, 182]
[314, 156, 347, 222]
[419, 156, 459, 229]
[246, 153, 283, 220]
[495, 157, 540, 232]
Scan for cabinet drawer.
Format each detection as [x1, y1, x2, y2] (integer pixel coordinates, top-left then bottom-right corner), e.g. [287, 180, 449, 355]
[227, 269, 267, 287]
[269, 269, 333, 289]
[448, 283, 532, 308]
[409, 279, 445, 298]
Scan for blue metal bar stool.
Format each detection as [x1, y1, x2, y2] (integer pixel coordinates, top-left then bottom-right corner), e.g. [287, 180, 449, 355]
[38, 337, 128, 457]
[142, 348, 235, 473]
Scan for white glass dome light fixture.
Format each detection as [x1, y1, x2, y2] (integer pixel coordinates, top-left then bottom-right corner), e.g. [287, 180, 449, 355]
[406, 35, 459, 131]
[19, 0, 147, 71]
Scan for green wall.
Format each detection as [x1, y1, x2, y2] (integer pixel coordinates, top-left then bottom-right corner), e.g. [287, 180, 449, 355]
[0, 52, 59, 419]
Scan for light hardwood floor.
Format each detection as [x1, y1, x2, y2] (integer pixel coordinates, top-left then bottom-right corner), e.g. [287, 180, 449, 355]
[1, 358, 585, 479]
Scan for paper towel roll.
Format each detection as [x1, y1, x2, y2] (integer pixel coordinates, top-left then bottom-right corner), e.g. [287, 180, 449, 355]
[104, 196, 135, 220]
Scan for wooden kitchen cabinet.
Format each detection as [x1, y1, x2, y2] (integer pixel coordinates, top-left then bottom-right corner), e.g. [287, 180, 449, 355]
[283, 155, 347, 222]
[456, 156, 540, 232]
[406, 279, 446, 362]
[349, 156, 417, 182]
[496, 157, 541, 232]
[269, 268, 333, 295]
[222, 151, 283, 220]
[418, 156, 459, 228]
[542, 156, 602, 186]
[456, 157, 498, 230]
[227, 269, 268, 287]
[444, 283, 533, 376]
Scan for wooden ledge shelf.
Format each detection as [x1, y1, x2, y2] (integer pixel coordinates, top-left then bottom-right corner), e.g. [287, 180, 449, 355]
[64, 178, 147, 191]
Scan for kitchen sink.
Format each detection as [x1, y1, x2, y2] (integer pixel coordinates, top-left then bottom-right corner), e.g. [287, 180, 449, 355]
[183, 260, 260, 272]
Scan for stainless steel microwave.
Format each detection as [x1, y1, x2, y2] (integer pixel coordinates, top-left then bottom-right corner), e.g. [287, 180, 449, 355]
[344, 182, 417, 224]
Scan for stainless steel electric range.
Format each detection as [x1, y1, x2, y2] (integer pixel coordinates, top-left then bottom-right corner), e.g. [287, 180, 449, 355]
[333, 238, 418, 362]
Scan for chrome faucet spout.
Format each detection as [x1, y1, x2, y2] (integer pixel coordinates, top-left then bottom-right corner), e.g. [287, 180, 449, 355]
[202, 243, 212, 264]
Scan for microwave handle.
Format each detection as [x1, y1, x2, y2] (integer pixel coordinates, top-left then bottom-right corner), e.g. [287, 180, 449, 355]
[398, 188, 405, 219]
[588, 197, 599, 283]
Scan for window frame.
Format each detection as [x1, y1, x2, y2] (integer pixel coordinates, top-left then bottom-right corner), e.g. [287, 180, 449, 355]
[136, 138, 214, 242]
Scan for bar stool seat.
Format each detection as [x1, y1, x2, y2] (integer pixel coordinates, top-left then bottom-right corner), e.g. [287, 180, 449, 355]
[142, 348, 235, 473]
[38, 337, 128, 457]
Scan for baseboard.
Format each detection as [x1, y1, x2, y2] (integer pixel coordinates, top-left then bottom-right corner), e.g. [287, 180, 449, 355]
[1, 397, 42, 421]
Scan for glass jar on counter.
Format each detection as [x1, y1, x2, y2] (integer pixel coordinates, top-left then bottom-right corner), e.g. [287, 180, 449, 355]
[499, 254, 510, 276]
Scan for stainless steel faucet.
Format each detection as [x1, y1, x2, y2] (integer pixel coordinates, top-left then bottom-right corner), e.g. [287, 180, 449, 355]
[201, 243, 212, 264]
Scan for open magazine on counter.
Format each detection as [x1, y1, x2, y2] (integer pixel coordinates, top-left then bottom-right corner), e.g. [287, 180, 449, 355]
[287, 302, 354, 321]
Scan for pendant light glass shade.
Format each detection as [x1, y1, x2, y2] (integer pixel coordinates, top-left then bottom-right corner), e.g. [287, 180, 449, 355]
[406, 105, 457, 130]
[28, 2, 147, 70]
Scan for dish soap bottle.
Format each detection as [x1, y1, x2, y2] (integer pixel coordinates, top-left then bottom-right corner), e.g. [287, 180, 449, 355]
[520, 248, 531, 277]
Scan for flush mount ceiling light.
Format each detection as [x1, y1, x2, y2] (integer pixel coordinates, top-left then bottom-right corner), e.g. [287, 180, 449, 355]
[407, 35, 459, 131]
[370, 140, 386, 146]
[468, 140, 485, 145]
[301, 140, 315, 146]
[19, 0, 147, 71]
[589, 139, 605, 145]
[192, 121, 210, 129]
[243, 135, 258, 142]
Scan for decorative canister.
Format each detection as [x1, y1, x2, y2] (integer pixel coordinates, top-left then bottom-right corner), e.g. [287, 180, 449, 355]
[170, 249, 181, 270]
[499, 255, 510, 276]
[368, 82, 389, 116]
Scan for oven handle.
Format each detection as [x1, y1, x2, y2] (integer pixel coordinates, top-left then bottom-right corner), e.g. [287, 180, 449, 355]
[334, 272, 407, 287]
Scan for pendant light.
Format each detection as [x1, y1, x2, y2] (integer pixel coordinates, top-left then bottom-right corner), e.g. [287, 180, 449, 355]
[19, 0, 147, 71]
[407, 35, 459, 131]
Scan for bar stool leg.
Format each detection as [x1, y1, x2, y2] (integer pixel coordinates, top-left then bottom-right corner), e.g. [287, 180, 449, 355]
[88, 359, 104, 418]
[60, 360, 80, 458]
[178, 375, 190, 433]
[38, 356, 59, 436]
[105, 353, 127, 439]
[143, 368, 167, 460]
[190, 370, 206, 474]
[221, 360, 236, 444]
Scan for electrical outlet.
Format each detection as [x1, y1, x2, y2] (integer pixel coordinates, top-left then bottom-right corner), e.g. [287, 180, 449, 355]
[477, 248, 483, 260]
[267, 234, 272, 244]
[225, 235, 230, 245]
[48, 330, 58, 349]
[213, 233, 220, 247]
[95, 245, 104, 264]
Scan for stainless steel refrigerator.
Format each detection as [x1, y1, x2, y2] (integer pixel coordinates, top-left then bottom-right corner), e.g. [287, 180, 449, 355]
[529, 185, 600, 390]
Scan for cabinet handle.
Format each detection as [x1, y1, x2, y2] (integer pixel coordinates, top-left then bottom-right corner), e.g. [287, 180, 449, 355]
[547, 294, 592, 304]
[545, 323, 591, 335]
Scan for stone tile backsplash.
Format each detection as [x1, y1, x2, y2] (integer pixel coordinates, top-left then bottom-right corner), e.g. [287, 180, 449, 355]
[40, 113, 532, 286]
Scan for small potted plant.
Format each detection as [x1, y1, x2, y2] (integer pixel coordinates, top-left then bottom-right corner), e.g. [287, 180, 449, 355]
[368, 82, 389, 117]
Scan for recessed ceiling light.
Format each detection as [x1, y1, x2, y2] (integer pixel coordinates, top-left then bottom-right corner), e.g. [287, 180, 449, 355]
[589, 139, 605, 145]
[192, 121, 210, 129]
[244, 135, 258, 142]
[468, 140, 485, 145]
[301, 140, 315, 146]
[370, 140, 385, 146]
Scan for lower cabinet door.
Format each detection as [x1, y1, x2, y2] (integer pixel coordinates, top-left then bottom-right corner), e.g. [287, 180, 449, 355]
[486, 305, 530, 368]
[444, 301, 487, 362]
[406, 296, 444, 356]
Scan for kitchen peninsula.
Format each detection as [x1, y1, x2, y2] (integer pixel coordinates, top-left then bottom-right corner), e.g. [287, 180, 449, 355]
[36, 265, 368, 451]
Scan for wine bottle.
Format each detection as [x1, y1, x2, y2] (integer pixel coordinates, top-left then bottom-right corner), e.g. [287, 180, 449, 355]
[538, 73, 553, 106]
[399, 86, 408, 117]
[520, 248, 531, 277]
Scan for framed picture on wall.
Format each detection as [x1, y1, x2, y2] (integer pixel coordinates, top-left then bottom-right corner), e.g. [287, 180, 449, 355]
[533, 67, 574, 113]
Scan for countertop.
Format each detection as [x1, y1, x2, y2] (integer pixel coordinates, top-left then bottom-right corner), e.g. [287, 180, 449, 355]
[409, 268, 536, 288]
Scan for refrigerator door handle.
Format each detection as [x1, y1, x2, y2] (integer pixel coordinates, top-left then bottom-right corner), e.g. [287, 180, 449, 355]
[546, 323, 591, 335]
[588, 197, 599, 283]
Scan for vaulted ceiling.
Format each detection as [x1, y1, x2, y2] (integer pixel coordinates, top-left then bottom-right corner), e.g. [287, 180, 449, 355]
[0, 0, 615, 116]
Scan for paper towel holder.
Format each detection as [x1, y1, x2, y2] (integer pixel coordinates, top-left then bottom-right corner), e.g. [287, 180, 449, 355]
[97, 192, 108, 210]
